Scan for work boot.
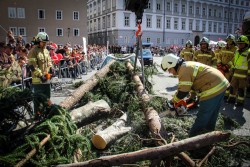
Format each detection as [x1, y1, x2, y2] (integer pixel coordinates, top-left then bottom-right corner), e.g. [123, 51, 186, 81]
[227, 97, 235, 104]
[235, 102, 244, 107]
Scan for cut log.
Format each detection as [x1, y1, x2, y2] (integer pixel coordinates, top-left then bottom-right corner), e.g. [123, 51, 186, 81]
[59, 60, 115, 110]
[126, 61, 167, 140]
[70, 100, 111, 127]
[92, 113, 132, 149]
[56, 131, 230, 167]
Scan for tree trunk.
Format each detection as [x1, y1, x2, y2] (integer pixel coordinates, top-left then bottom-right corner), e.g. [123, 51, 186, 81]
[126, 61, 167, 140]
[70, 100, 111, 127]
[59, 60, 115, 110]
[91, 113, 132, 149]
[56, 131, 230, 167]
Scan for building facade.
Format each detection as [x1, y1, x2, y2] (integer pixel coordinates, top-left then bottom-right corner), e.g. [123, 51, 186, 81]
[0, 0, 87, 46]
[87, 0, 250, 47]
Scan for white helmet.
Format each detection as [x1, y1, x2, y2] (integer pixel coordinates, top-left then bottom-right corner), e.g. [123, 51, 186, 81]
[161, 53, 179, 71]
[36, 32, 49, 42]
[217, 41, 226, 48]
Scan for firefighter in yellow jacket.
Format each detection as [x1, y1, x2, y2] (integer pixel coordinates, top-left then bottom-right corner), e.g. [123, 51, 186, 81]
[28, 32, 52, 84]
[227, 35, 250, 106]
[217, 34, 238, 99]
[180, 40, 194, 61]
[161, 53, 229, 137]
[194, 37, 216, 67]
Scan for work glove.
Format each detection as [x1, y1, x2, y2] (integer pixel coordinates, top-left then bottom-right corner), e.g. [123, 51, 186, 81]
[40, 75, 47, 83]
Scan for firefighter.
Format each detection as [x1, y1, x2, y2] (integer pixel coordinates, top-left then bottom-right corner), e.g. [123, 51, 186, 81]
[180, 40, 194, 61]
[194, 37, 216, 67]
[214, 40, 226, 66]
[227, 35, 250, 106]
[161, 53, 229, 137]
[28, 32, 52, 84]
[217, 34, 238, 99]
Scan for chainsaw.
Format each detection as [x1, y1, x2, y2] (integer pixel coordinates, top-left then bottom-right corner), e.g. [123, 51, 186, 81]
[160, 99, 198, 117]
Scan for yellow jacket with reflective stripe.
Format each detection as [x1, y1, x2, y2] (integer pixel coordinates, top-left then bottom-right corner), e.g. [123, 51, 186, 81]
[232, 48, 250, 78]
[175, 61, 230, 101]
[28, 46, 52, 78]
[180, 48, 194, 61]
[194, 49, 216, 67]
[217, 45, 237, 67]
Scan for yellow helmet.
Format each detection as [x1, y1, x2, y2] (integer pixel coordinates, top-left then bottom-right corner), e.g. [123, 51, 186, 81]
[237, 35, 249, 45]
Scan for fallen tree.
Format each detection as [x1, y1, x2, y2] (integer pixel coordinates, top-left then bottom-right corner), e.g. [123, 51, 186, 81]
[56, 131, 231, 167]
[60, 60, 116, 110]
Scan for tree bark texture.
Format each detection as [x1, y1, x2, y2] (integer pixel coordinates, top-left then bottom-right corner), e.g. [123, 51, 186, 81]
[70, 100, 111, 127]
[59, 60, 115, 110]
[56, 131, 230, 167]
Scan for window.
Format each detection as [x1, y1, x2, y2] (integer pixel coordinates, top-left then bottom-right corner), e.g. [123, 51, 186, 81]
[213, 22, 217, 32]
[208, 22, 212, 32]
[229, 11, 232, 19]
[157, 3, 161, 10]
[157, 38, 161, 44]
[224, 11, 228, 19]
[214, 9, 217, 17]
[38, 9, 45, 19]
[218, 23, 222, 33]
[8, 7, 16, 18]
[166, 2, 171, 11]
[208, 9, 212, 17]
[146, 16, 151, 28]
[112, 0, 116, 8]
[174, 3, 178, 13]
[166, 18, 171, 29]
[146, 37, 151, 43]
[189, 19, 193, 31]
[38, 27, 45, 32]
[189, 5, 193, 14]
[73, 11, 79, 20]
[103, 16, 106, 29]
[156, 16, 161, 28]
[196, 20, 200, 31]
[182, 5, 186, 14]
[56, 10, 63, 20]
[107, 15, 111, 28]
[112, 13, 116, 27]
[147, 1, 151, 9]
[94, 19, 97, 31]
[9, 27, 17, 36]
[202, 7, 206, 16]
[102, 0, 106, 11]
[196, 7, 200, 15]
[174, 18, 178, 30]
[124, 36, 129, 44]
[98, 18, 101, 30]
[18, 27, 26, 36]
[73, 28, 79, 36]
[124, 14, 130, 27]
[202, 21, 206, 31]
[56, 28, 63, 36]
[224, 23, 227, 34]
[181, 19, 186, 30]
[218, 11, 222, 18]
[17, 8, 25, 18]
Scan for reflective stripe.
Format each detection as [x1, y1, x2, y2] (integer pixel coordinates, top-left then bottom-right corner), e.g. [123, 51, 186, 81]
[193, 65, 199, 77]
[237, 96, 244, 101]
[234, 65, 248, 70]
[32, 77, 41, 84]
[197, 54, 212, 58]
[173, 94, 181, 103]
[229, 94, 236, 98]
[179, 81, 193, 86]
[29, 58, 37, 62]
[198, 78, 228, 98]
[233, 73, 247, 78]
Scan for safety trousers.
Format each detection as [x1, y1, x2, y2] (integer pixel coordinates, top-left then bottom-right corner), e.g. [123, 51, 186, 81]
[189, 91, 225, 137]
[228, 76, 247, 104]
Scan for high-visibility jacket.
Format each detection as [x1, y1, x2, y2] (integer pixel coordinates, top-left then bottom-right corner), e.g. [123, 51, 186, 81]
[194, 49, 216, 67]
[231, 48, 250, 78]
[28, 46, 52, 83]
[172, 61, 230, 102]
[217, 46, 237, 67]
[180, 48, 194, 61]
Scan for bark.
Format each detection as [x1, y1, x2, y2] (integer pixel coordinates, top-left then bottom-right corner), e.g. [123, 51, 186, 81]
[70, 100, 111, 127]
[56, 131, 230, 167]
[59, 60, 115, 110]
[91, 113, 132, 149]
[126, 61, 167, 140]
